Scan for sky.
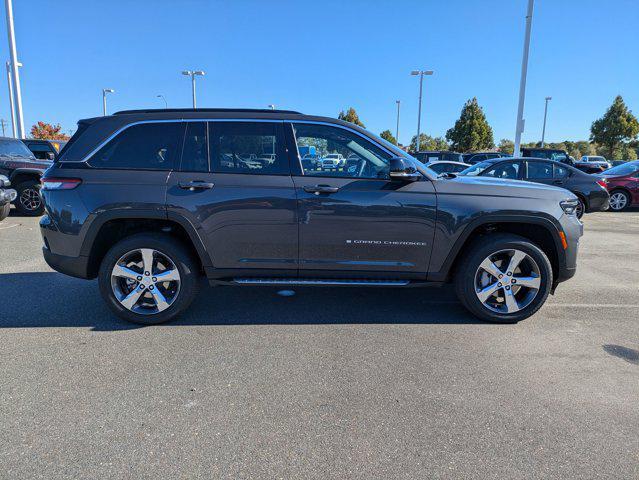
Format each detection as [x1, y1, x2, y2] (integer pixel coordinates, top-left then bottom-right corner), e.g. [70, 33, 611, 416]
[0, 0, 637, 146]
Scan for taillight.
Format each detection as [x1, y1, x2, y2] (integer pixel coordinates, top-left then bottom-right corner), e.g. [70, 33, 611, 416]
[596, 179, 607, 189]
[41, 177, 82, 190]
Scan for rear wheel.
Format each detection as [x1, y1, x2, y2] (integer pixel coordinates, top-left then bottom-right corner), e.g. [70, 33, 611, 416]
[608, 190, 630, 211]
[575, 197, 585, 219]
[15, 180, 44, 216]
[455, 234, 553, 323]
[98, 233, 200, 325]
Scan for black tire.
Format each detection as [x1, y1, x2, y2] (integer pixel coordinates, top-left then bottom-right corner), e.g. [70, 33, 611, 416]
[608, 190, 630, 212]
[454, 233, 553, 324]
[575, 197, 585, 219]
[14, 180, 44, 216]
[98, 233, 200, 325]
[0, 203, 10, 221]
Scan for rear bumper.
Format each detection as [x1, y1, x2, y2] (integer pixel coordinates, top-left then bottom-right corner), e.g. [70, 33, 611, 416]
[42, 247, 91, 279]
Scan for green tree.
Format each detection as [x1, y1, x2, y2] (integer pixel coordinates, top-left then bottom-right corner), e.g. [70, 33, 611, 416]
[338, 107, 365, 128]
[590, 95, 639, 159]
[379, 129, 397, 145]
[409, 133, 449, 152]
[445, 98, 494, 152]
[497, 139, 514, 155]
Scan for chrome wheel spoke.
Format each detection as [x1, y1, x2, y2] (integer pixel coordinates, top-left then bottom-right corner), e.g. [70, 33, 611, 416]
[154, 269, 179, 282]
[112, 264, 140, 280]
[149, 288, 170, 312]
[513, 275, 540, 290]
[477, 282, 502, 303]
[140, 248, 155, 275]
[503, 288, 519, 313]
[120, 287, 145, 310]
[479, 258, 503, 279]
[506, 250, 526, 274]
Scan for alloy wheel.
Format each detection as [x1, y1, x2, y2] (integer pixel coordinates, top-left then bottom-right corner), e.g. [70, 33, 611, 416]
[110, 248, 181, 315]
[609, 192, 628, 211]
[474, 248, 542, 314]
[19, 187, 42, 212]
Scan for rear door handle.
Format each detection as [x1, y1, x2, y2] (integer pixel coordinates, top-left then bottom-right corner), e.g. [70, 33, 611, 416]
[178, 181, 215, 190]
[303, 184, 339, 195]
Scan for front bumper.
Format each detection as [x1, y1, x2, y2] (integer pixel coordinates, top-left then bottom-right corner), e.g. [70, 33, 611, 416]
[555, 213, 583, 285]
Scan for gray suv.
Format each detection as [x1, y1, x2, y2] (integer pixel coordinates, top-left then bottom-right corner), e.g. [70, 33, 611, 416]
[40, 108, 583, 325]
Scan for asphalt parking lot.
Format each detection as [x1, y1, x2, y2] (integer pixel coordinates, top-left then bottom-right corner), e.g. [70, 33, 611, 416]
[1, 210, 638, 479]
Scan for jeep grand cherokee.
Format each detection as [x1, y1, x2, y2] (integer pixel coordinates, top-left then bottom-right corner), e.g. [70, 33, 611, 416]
[40, 108, 583, 324]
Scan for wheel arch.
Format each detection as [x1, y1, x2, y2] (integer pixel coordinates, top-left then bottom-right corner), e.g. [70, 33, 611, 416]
[10, 168, 42, 186]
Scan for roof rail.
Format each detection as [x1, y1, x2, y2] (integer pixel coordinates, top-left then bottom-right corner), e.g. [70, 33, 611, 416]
[113, 108, 303, 115]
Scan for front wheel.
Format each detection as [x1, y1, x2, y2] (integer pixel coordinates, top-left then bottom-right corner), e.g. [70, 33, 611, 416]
[608, 190, 630, 211]
[455, 234, 553, 323]
[15, 180, 44, 216]
[575, 198, 585, 219]
[98, 233, 200, 325]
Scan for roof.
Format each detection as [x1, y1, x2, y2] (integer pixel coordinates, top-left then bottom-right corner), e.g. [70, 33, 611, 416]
[114, 108, 302, 115]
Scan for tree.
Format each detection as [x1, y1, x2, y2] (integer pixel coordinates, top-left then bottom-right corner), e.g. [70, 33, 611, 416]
[445, 98, 494, 152]
[380, 129, 397, 145]
[338, 107, 365, 128]
[590, 95, 639, 159]
[30, 122, 70, 140]
[409, 133, 449, 152]
[497, 139, 514, 155]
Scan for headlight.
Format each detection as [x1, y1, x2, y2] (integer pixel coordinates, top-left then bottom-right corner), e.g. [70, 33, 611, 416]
[560, 199, 579, 215]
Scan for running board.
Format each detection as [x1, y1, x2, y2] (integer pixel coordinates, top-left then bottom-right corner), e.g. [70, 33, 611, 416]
[231, 278, 410, 286]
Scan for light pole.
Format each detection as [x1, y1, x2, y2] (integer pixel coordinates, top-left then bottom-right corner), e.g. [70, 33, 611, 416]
[5, 61, 17, 137]
[182, 70, 205, 108]
[102, 88, 114, 116]
[410, 70, 433, 151]
[156, 94, 168, 108]
[513, 0, 535, 157]
[540, 96, 552, 147]
[268, 104, 275, 110]
[395, 100, 401, 145]
[4, 0, 25, 138]
[0, 119, 6, 136]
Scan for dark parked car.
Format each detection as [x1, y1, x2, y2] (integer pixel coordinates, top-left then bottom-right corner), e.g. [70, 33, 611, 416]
[424, 160, 471, 174]
[460, 157, 609, 218]
[461, 151, 510, 165]
[0, 136, 51, 215]
[413, 150, 463, 163]
[40, 108, 582, 325]
[0, 174, 17, 221]
[600, 160, 639, 211]
[22, 139, 67, 161]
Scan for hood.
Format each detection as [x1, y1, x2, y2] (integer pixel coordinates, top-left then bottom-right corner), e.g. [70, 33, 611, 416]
[432, 174, 576, 201]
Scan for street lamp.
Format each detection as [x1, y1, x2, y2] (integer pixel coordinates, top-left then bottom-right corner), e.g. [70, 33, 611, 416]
[268, 104, 275, 110]
[156, 94, 168, 108]
[182, 70, 205, 108]
[395, 100, 401, 145]
[541, 96, 552, 147]
[410, 70, 434, 151]
[513, 0, 535, 157]
[4, 0, 25, 138]
[102, 88, 115, 116]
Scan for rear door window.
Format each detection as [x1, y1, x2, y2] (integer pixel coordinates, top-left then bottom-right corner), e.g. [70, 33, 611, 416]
[209, 122, 288, 175]
[553, 164, 570, 178]
[482, 161, 522, 179]
[88, 122, 182, 170]
[180, 122, 209, 172]
[527, 161, 553, 179]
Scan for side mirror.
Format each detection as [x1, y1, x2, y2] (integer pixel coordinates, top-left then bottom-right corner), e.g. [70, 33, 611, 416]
[389, 157, 421, 182]
[46, 152, 55, 161]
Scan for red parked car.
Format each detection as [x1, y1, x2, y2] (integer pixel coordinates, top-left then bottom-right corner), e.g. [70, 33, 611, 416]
[600, 160, 639, 211]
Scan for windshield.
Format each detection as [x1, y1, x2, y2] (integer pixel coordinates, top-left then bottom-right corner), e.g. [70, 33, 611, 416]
[0, 139, 36, 158]
[460, 160, 494, 176]
[602, 162, 639, 176]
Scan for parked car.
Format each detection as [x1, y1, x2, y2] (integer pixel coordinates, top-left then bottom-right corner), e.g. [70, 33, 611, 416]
[0, 174, 17, 221]
[40, 107, 582, 325]
[579, 155, 611, 170]
[600, 160, 639, 211]
[461, 151, 510, 165]
[520, 148, 573, 165]
[610, 160, 627, 168]
[321, 153, 345, 168]
[22, 139, 67, 161]
[413, 150, 463, 163]
[424, 160, 471, 174]
[460, 157, 609, 218]
[0, 136, 51, 215]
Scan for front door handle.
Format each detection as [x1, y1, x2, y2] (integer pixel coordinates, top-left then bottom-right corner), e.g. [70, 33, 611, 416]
[178, 180, 215, 190]
[303, 184, 339, 195]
